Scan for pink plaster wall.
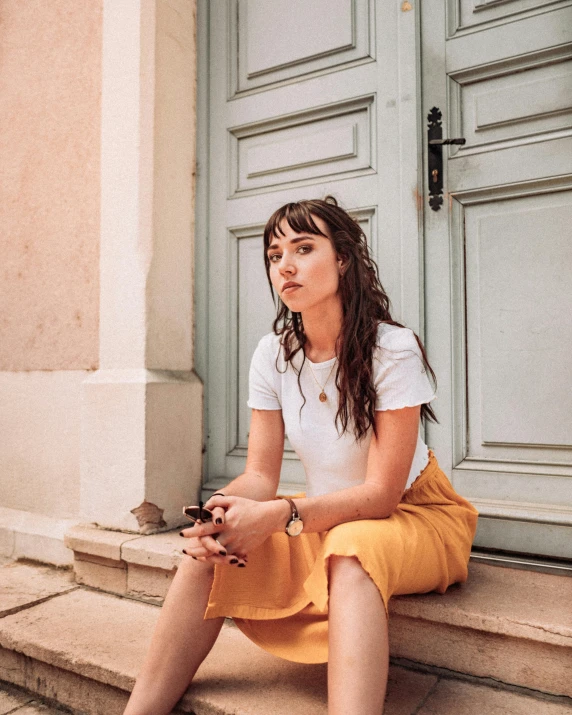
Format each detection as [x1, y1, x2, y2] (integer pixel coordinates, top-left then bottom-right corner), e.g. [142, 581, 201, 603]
[0, 0, 101, 371]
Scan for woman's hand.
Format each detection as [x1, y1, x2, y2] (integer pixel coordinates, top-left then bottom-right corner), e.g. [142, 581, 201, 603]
[179, 528, 248, 567]
[180, 495, 287, 565]
[179, 496, 244, 565]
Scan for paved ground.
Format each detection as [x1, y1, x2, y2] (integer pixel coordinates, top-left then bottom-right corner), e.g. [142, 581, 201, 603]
[3, 667, 572, 715]
[0, 680, 71, 714]
[0, 557, 72, 713]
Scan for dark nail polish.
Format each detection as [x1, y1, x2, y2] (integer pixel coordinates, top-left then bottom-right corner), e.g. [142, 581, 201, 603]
[179, 532, 185, 537]
[219, 550, 227, 556]
[182, 549, 188, 554]
[238, 563, 246, 568]
[230, 558, 238, 564]
[215, 518, 223, 525]
[192, 556, 198, 560]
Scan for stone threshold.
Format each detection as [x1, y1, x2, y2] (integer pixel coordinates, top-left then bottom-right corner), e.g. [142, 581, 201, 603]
[0, 505, 80, 567]
[61, 523, 572, 698]
[1, 559, 572, 715]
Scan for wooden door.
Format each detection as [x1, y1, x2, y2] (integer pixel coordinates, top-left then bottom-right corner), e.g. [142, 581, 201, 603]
[422, 0, 572, 562]
[196, 0, 425, 497]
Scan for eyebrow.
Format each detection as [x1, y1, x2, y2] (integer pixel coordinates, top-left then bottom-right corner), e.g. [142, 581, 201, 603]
[267, 235, 317, 252]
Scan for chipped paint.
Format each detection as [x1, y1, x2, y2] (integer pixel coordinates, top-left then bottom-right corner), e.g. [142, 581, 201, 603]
[401, 1, 412, 11]
[131, 501, 167, 533]
[413, 186, 423, 215]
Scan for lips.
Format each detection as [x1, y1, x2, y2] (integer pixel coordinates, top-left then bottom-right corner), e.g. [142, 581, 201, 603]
[282, 283, 302, 294]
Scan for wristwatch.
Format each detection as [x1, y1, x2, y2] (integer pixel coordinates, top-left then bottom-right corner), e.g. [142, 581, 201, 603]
[282, 497, 304, 536]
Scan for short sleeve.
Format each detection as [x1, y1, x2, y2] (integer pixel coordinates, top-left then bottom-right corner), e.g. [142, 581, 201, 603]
[374, 327, 436, 411]
[247, 336, 282, 410]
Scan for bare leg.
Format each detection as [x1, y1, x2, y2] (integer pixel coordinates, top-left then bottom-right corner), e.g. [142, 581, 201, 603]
[327, 555, 389, 715]
[123, 557, 224, 715]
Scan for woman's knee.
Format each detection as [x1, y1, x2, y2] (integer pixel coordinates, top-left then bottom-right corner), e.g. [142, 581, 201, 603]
[325, 519, 402, 560]
[328, 554, 372, 584]
[176, 555, 216, 582]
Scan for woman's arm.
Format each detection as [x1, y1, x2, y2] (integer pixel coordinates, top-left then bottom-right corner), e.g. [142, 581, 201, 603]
[212, 408, 285, 502]
[277, 404, 422, 533]
[195, 404, 422, 557]
[180, 408, 284, 562]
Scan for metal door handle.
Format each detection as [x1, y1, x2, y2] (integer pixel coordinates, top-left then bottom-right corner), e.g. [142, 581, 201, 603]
[427, 107, 466, 211]
[429, 138, 466, 145]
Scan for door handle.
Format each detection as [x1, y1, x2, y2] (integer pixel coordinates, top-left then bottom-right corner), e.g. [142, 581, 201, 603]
[427, 107, 466, 211]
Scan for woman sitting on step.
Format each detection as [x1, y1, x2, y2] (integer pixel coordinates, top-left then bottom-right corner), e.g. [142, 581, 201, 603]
[123, 196, 478, 715]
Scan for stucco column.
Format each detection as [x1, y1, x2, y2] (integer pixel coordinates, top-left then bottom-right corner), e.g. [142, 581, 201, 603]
[80, 0, 201, 533]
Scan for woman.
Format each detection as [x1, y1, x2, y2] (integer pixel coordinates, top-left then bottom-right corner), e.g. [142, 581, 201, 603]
[124, 196, 478, 715]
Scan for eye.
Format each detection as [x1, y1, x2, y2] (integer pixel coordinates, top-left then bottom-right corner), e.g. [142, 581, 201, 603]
[268, 245, 312, 262]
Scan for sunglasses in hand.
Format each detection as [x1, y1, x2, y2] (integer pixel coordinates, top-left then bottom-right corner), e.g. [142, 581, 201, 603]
[182, 500, 214, 524]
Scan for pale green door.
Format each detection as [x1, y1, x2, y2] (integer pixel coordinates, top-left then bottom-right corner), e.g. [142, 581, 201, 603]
[422, 0, 572, 562]
[196, 0, 425, 497]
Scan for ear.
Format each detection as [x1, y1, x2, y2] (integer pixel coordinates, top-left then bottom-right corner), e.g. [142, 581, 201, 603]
[337, 255, 347, 274]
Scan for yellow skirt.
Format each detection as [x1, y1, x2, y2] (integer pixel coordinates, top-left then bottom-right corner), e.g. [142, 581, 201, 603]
[203, 449, 478, 664]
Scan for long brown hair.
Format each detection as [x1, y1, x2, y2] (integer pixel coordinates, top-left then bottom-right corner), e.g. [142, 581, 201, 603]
[263, 195, 439, 443]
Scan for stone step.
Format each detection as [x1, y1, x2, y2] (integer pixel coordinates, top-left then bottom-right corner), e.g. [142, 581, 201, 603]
[1, 560, 572, 715]
[63, 524, 572, 698]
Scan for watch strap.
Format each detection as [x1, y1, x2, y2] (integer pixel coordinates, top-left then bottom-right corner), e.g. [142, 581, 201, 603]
[282, 496, 299, 521]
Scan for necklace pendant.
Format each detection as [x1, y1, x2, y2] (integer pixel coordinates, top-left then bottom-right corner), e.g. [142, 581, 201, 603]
[319, 391, 327, 402]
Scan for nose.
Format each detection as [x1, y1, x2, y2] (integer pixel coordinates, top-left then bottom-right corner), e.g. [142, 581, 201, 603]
[277, 253, 296, 275]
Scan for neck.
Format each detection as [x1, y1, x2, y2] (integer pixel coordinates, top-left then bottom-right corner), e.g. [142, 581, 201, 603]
[299, 298, 343, 360]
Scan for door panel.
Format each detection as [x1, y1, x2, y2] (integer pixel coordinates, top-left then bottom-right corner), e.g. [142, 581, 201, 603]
[423, 0, 572, 559]
[233, 0, 373, 92]
[467, 195, 572, 452]
[456, 60, 572, 147]
[234, 212, 377, 492]
[230, 95, 375, 195]
[455, 0, 564, 31]
[447, 4, 572, 69]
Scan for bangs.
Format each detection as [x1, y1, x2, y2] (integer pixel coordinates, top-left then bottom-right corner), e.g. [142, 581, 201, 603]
[264, 202, 329, 246]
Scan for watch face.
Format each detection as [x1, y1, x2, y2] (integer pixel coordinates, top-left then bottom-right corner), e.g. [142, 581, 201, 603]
[286, 518, 304, 536]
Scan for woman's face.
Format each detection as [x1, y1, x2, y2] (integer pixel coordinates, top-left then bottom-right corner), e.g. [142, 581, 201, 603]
[267, 214, 344, 313]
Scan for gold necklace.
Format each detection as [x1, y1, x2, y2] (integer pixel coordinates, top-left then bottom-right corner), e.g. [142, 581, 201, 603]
[306, 356, 338, 402]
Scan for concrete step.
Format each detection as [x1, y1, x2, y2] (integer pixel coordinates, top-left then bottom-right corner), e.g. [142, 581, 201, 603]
[63, 524, 572, 698]
[1, 560, 572, 715]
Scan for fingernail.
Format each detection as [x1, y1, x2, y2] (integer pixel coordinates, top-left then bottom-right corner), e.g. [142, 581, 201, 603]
[238, 563, 246, 568]
[182, 549, 188, 554]
[192, 556, 198, 560]
[219, 550, 227, 556]
[215, 518, 223, 525]
[179, 532, 185, 537]
[230, 558, 238, 564]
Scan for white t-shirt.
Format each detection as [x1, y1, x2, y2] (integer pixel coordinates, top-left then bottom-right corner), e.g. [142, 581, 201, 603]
[247, 322, 437, 496]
